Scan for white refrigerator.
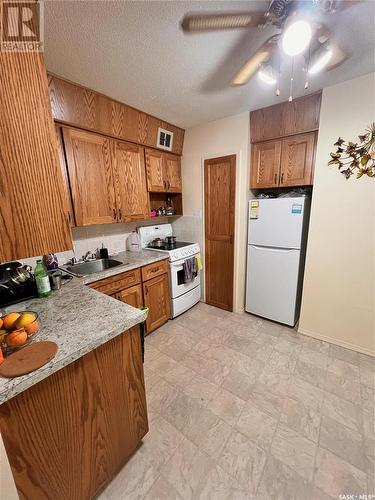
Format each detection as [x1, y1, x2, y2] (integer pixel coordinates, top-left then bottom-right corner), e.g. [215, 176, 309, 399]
[245, 197, 311, 326]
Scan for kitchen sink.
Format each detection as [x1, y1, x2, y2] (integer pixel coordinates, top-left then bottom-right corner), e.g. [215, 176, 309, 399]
[63, 258, 125, 277]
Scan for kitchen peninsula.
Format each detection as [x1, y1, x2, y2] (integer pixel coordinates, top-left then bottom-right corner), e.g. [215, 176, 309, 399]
[0, 251, 167, 500]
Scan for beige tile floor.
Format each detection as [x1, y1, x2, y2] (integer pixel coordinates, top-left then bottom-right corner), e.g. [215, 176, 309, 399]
[100, 302, 375, 500]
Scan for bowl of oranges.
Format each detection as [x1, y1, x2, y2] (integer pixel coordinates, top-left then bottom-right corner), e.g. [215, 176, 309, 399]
[0, 311, 40, 355]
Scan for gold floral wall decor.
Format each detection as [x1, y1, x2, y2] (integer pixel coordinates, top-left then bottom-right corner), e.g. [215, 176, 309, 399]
[328, 123, 375, 179]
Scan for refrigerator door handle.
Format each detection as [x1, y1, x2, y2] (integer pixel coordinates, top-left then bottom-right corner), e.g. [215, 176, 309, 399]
[251, 245, 298, 252]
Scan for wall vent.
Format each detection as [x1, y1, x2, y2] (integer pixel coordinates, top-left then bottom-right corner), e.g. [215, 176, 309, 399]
[157, 127, 173, 151]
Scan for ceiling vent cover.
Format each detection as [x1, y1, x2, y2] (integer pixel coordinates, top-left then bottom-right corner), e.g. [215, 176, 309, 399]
[157, 127, 173, 151]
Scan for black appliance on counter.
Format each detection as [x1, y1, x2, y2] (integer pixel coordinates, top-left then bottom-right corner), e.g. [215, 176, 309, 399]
[0, 262, 38, 307]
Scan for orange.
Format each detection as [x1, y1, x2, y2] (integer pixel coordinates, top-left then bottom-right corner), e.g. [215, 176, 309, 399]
[2, 312, 21, 330]
[0, 318, 3, 329]
[6, 328, 28, 347]
[15, 312, 36, 329]
[0, 348, 3, 365]
[24, 319, 40, 336]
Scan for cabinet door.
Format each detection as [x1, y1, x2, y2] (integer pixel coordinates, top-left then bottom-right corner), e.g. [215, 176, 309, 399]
[145, 148, 165, 191]
[113, 141, 149, 221]
[0, 51, 72, 262]
[164, 154, 182, 192]
[143, 273, 170, 334]
[55, 125, 76, 227]
[115, 284, 143, 309]
[280, 133, 316, 186]
[62, 128, 117, 226]
[250, 140, 282, 189]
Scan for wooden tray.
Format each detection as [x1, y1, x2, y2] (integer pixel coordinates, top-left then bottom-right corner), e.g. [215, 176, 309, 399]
[0, 341, 58, 378]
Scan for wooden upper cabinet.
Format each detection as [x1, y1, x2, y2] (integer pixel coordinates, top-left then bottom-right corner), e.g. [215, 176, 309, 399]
[62, 128, 116, 226]
[48, 74, 185, 155]
[113, 141, 149, 222]
[164, 154, 182, 192]
[251, 140, 282, 189]
[0, 52, 72, 262]
[145, 149, 182, 193]
[145, 148, 165, 191]
[250, 92, 321, 143]
[280, 133, 316, 187]
[55, 125, 76, 227]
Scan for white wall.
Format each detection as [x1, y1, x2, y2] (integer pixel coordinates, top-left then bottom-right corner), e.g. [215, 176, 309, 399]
[299, 73, 375, 355]
[172, 112, 250, 312]
[0, 434, 18, 500]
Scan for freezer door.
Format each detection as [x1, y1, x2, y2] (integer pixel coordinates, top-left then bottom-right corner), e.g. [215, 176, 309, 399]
[248, 197, 307, 249]
[245, 244, 301, 326]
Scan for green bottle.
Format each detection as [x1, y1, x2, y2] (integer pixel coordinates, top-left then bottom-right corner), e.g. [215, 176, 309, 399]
[35, 260, 51, 298]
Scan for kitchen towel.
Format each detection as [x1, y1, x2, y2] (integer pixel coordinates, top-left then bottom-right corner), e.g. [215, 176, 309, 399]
[196, 253, 203, 271]
[183, 256, 197, 283]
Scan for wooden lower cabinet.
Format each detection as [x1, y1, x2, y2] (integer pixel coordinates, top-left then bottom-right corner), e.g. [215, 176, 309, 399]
[114, 283, 143, 308]
[143, 273, 170, 334]
[0, 327, 148, 500]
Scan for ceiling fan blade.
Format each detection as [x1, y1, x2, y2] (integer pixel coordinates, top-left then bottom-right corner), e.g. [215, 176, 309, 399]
[181, 12, 266, 33]
[325, 42, 351, 71]
[231, 36, 278, 86]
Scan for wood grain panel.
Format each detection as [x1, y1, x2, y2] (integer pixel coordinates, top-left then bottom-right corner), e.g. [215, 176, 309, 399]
[115, 284, 144, 308]
[48, 74, 185, 155]
[114, 141, 149, 222]
[141, 259, 169, 282]
[62, 128, 116, 226]
[250, 140, 282, 189]
[280, 133, 316, 186]
[0, 52, 72, 261]
[145, 148, 165, 191]
[164, 154, 182, 192]
[250, 92, 321, 143]
[55, 125, 76, 227]
[0, 327, 148, 500]
[281, 93, 322, 137]
[143, 273, 170, 334]
[88, 268, 141, 295]
[204, 155, 236, 311]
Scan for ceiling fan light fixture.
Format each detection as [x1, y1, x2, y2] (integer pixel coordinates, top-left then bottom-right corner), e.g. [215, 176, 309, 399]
[281, 20, 312, 56]
[258, 65, 277, 85]
[308, 45, 333, 74]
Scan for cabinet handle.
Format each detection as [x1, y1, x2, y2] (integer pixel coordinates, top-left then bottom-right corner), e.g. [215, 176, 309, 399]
[144, 285, 148, 295]
[281, 173, 284, 184]
[119, 209, 122, 220]
[163, 180, 166, 190]
[113, 208, 116, 220]
[167, 180, 170, 190]
[274, 173, 277, 185]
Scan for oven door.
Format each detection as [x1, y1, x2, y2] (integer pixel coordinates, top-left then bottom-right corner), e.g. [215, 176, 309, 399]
[169, 256, 201, 299]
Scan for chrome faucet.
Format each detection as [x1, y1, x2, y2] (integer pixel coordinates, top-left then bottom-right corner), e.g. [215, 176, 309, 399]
[82, 251, 96, 262]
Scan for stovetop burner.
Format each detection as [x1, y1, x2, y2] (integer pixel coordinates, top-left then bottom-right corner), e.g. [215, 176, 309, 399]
[147, 241, 193, 251]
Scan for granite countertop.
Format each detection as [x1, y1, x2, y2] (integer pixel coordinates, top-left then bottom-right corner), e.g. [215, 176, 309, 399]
[0, 250, 168, 405]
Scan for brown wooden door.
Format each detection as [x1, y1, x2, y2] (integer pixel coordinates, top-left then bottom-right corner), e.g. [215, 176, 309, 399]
[164, 154, 182, 192]
[55, 125, 76, 227]
[250, 140, 282, 188]
[145, 148, 165, 191]
[113, 141, 149, 222]
[115, 284, 143, 308]
[62, 128, 116, 226]
[143, 273, 170, 334]
[280, 133, 316, 186]
[0, 51, 72, 262]
[204, 155, 236, 311]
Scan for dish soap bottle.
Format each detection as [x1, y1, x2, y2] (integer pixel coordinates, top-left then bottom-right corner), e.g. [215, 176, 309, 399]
[35, 260, 51, 298]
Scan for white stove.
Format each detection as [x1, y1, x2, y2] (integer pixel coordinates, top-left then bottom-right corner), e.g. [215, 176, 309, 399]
[138, 224, 201, 318]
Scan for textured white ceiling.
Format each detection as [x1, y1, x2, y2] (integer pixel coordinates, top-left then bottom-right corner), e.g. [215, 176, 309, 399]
[44, 1, 375, 129]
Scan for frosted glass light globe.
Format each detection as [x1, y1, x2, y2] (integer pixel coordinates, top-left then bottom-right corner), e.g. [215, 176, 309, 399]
[282, 20, 312, 56]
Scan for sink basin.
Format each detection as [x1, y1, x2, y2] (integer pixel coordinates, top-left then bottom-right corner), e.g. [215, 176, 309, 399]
[64, 258, 125, 277]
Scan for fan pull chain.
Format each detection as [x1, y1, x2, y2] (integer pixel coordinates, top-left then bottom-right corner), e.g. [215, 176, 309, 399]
[288, 58, 294, 102]
[276, 51, 281, 96]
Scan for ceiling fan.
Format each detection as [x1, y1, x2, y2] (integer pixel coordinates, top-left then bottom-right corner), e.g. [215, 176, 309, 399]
[181, 0, 352, 89]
